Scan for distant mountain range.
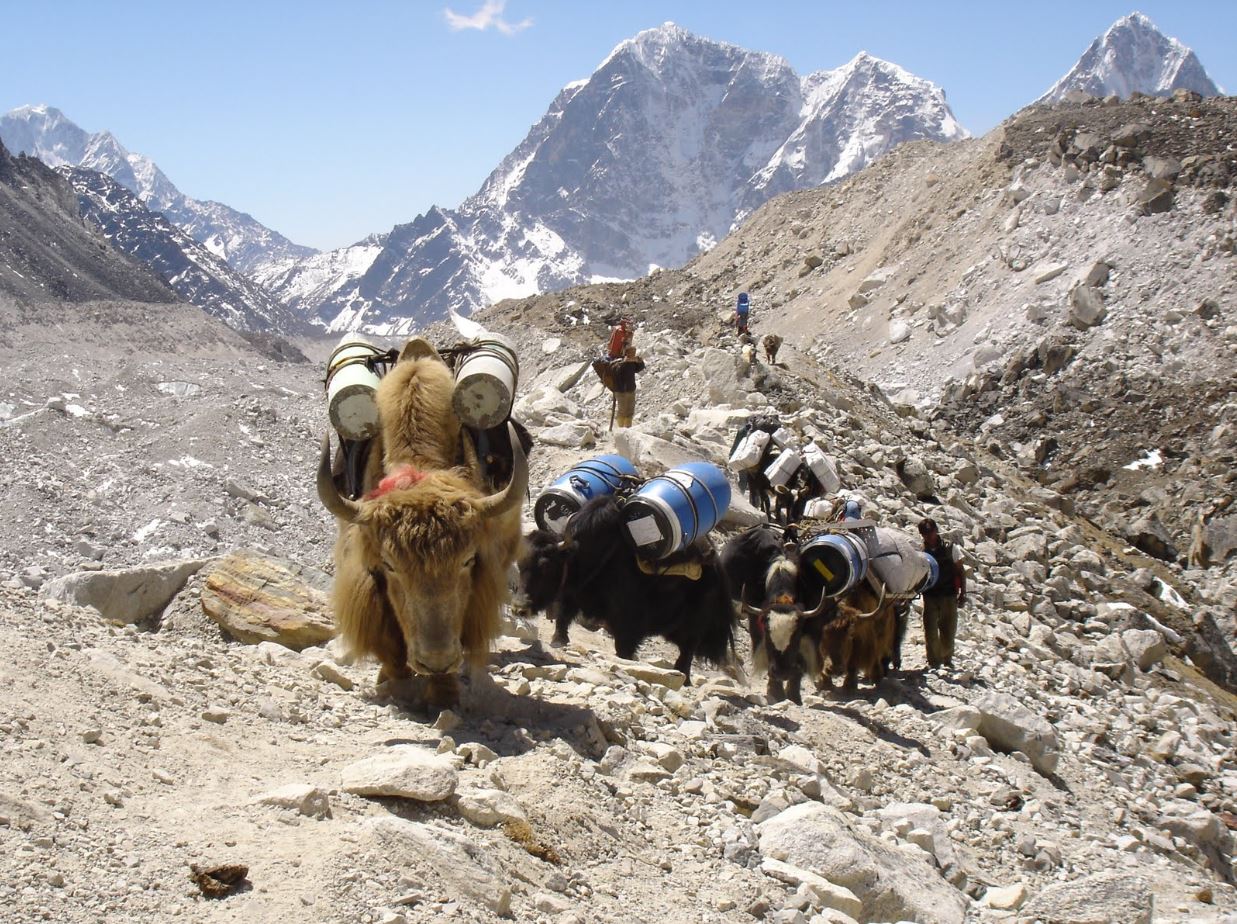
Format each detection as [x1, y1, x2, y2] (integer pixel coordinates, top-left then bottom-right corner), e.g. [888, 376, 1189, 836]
[1040, 11, 1220, 103]
[0, 13, 1223, 339]
[0, 105, 315, 277]
[280, 23, 968, 334]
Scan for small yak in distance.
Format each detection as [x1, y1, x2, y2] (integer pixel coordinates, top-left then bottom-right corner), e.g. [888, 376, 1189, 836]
[317, 351, 527, 708]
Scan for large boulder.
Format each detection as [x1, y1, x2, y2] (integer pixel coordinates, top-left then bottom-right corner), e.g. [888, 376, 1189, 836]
[370, 817, 511, 915]
[699, 348, 746, 404]
[341, 746, 458, 801]
[1020, 871, 1152, 924]
[757, 802, 967, 924]
[200, 551, 334, 650]
[43, 558, 210, 624]
[972, 691, 1060, 775]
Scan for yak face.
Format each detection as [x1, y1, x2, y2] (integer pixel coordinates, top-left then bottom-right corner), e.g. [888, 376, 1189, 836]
[359, 475, 483, 674]
[318, 426, 527, 678]
[516, 529, 569, 616]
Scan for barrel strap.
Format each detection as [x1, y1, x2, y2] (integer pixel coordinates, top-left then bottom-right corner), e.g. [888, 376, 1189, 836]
[321, 349, 400, 390]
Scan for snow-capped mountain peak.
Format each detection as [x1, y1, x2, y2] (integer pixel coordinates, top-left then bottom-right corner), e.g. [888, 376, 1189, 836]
[0, 106, 315, 276]
[1040, 11, 1220, 102]
[282, 24, 967, 334]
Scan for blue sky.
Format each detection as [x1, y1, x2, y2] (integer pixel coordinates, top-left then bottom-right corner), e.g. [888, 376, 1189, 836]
[2, 1, 1232, 251]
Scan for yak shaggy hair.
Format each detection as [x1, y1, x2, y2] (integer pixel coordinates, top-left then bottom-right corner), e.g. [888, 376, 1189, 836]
[331, 356, 521, 674]
[819, 582, 895, 689]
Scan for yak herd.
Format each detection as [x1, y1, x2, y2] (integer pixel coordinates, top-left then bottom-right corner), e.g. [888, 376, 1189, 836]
[318, 344, 911, 708]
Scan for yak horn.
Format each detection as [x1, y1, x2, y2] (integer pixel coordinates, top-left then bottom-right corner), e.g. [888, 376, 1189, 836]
[737, 584, 763, 618]
[317, 433, 361, 523]
[803, 591, 834, 619]
[478, 422, 528, 519]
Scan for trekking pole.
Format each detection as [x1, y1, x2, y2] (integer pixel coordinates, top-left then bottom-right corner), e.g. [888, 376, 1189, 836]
[608, 392, 617, 432]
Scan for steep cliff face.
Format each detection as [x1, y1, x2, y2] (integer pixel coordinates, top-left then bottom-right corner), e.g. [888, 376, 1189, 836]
[0, 138, 173, 304]
[282, 24, 964, 334]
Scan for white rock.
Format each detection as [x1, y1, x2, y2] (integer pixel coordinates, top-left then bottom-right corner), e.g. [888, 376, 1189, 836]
[455, 788, 526, 827]
[973, 691, 1060, 775]
[257, 783, 331, 819]
[1120, 628, 1167, 670]
[984, 883, 1027, 910]
[609, 657, 686, 690]
[758, 802, 965, 924]
[761, 858, 862, 919]
[888, 320, 911, 344]
[341, 747, 458, 801]
[42, 559, 210, 624]
[371, 817, 511, 915]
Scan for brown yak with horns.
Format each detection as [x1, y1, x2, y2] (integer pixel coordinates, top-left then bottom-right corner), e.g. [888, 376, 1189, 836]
[317, 350, 527, 707]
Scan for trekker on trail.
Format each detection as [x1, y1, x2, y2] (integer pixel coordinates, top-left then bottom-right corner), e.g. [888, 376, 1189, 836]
[733, 293, 751, 336]
[611, 345, 645, 429]
[918, 517, 966, 668]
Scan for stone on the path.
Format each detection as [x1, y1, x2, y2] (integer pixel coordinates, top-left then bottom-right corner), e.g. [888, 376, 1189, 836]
[1068, 284, 1107, 329]
[43, 558, 209, 624]
[1019, 871, 1151, 924]
[760, 858, 862, 919]
[613, 430, 702, 474]
[1121, 628, 1167, 670]
[984, 883, 1027, 910]
[538, 421, 596, 449]
[341, 747, 458, 801]
[972, 692, 1060, 775]
[455, 788, 527, 827]
[257, 784, 331, 819]
[757, 802, 966, 924]
[609, 657, 687, 689]
[888, 319, 911, 344]
[371, 817, 511, 915]
[200, 551, 334, 650]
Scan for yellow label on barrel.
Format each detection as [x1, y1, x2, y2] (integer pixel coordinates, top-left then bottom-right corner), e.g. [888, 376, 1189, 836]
[812, 558, 835, 581]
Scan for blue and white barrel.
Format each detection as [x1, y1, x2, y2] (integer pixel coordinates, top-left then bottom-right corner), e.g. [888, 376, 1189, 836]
[621, 462, 731, 559]
[533, 455, 639, 535]
[800, 532, 870, 599]
[913, 551, 939, 594]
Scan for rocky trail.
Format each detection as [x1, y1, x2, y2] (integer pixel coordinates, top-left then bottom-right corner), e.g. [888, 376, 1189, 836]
[0, 287, 1234, 924]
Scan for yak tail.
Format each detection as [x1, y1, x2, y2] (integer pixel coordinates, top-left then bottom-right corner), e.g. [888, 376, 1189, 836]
[694, 590, 739, 667]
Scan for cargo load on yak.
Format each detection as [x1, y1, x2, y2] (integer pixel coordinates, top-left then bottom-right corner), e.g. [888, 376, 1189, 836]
[322, 317, 532, 500]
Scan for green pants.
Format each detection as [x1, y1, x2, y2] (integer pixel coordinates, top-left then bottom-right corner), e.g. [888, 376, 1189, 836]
[922, 595, 958, 666]
[614, 390, 636, 427]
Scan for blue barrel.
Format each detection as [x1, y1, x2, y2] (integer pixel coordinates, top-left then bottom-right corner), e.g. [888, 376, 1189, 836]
[800, 532, 869, 599]
[915, 552, 940, 594]
[621, 462, 731, 559]
[533, 455, 639, 535]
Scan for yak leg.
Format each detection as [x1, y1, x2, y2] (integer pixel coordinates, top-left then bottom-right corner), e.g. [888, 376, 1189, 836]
[673, 643, 696, 686]
[785, 673, 803, 705]
[765, 675, 785, 703]
[550, 601, 575, 647]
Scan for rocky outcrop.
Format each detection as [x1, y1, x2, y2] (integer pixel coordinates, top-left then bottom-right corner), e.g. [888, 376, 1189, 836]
[199, 551, 334, 649]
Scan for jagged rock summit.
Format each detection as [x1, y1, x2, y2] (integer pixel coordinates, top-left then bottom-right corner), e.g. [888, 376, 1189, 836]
[287, 22, 965, 334]
[1040, 11, 1221, 103]
[0, 104, 315, 277]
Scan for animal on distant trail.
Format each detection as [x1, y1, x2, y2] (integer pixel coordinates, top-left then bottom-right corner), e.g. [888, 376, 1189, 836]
[762, 333, 783, 364]
[317, 353, 527, 708]
[516, 495, 736, 684]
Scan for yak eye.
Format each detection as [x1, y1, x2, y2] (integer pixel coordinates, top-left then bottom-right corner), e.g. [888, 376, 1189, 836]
[381, 554, 398, 572]
[461, 553, 478, 572]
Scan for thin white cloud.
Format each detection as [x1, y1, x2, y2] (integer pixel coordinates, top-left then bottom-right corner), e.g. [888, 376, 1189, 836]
[443, 0, 532, 36]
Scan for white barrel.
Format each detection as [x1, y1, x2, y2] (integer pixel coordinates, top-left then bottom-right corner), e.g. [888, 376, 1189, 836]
[727, 429, 771, 472]
[453, 334, 519, 430]
[764, 448, 803, 489]
[326, 338, 385, 441]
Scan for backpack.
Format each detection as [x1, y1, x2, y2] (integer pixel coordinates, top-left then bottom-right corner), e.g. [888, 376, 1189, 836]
[592, 357, 618, 391]
[606, 325, 627, 359]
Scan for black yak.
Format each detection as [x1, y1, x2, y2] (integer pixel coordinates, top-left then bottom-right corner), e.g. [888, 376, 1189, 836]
[516, 495, 736, 684]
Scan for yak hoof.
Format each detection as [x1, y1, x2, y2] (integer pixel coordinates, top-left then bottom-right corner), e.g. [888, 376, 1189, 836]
[550, 632, 570, 647]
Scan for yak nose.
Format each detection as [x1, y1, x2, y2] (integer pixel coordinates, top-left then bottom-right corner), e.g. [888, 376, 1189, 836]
[409, 650, 464, 676]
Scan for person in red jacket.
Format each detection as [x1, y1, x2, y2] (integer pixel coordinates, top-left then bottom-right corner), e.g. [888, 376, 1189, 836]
[918, 517, 966, 668]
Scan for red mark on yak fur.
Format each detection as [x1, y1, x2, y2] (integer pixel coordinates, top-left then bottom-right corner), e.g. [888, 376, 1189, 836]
[365, 465, 426, 500]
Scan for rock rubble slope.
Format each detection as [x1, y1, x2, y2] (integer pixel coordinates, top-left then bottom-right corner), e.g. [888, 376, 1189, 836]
[1, 288, 1234, 923]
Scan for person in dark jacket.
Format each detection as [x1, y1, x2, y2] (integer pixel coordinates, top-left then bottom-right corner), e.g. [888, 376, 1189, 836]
[918, 517, 966, 668]
[611, 345, 645, 428]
